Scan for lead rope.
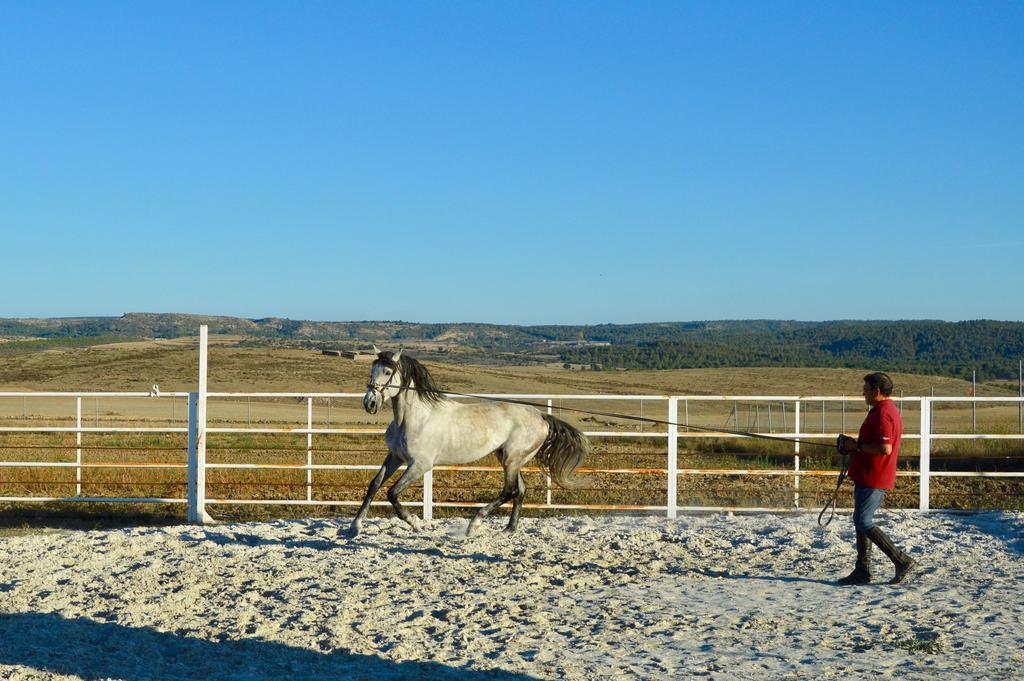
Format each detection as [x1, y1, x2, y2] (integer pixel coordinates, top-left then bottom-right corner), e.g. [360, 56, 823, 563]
[817, 436, 851, 526]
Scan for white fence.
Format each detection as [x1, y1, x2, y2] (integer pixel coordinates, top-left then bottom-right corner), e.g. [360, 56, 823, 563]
[1, 326, 1022, 522]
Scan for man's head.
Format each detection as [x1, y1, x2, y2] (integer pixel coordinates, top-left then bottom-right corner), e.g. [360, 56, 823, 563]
[862, 372, 894, 406]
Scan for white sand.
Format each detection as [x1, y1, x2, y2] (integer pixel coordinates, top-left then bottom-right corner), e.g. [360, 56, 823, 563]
[1, 511, 1022, 680]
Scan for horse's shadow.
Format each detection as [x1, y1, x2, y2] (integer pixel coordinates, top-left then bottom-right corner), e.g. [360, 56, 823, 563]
[186, 528, 508, 564]
[188, 525, 845, 583]
[0, 611, 540, 681]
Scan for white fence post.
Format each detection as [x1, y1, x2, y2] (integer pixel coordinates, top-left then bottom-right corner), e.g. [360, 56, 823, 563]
[422, 470, 433, 520]
[667, 397, 678, 518]
[546, 399, 553, 506]
[75, 396, 82, 497]
[422, 390, 433, 520]
[920, 396, 931, 511]
[187, 392, 199, 515]
[306, 397, 313, 502]
[187, 325, 213, 524]
[794, 399, 801, 508]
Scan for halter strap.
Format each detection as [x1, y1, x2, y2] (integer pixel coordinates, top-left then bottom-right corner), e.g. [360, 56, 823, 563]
[366, 355, 401, 396]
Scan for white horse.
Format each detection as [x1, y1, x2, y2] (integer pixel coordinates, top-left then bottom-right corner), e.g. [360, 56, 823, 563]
[347, 347, 590, 537]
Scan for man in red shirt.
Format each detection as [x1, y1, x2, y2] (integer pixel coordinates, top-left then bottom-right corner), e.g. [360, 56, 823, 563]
[836, 372, 918, 585]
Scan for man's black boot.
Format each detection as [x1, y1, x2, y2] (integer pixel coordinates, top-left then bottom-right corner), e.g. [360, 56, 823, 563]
[865, 526, 918, 584]
[837, 530, 872, 585]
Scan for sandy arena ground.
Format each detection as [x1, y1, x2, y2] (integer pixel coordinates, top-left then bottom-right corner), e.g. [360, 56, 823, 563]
[1, 511, 1022, 680]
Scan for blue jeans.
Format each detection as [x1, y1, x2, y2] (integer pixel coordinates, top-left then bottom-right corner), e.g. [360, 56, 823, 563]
[853, 483, 885, 532]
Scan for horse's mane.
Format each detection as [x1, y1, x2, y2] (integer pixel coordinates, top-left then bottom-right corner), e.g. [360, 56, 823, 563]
[378, 351, 447, 405]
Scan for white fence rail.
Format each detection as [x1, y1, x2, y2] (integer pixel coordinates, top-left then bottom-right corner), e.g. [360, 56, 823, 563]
[3, 392, 1023, 520]
[1, 326, 1022, 522]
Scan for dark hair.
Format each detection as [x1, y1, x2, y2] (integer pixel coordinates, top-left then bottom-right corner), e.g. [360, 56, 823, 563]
[377, 351, 446, 405]
[863, 372, 894, 397]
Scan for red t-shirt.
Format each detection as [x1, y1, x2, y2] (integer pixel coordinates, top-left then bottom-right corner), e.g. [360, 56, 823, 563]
[849, 398, 902, 490]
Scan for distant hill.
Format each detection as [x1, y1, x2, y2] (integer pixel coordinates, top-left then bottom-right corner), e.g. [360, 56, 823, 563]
[1, 313, 1022, 380]
[0, 313, 526, 345]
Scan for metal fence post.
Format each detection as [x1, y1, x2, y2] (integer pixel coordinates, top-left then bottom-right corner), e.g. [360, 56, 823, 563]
[75, 396, 82, 497]
[794, 399, 801, 508]
[919, 396, 931, 511]
[306, 397, 313, 502]
[421, 391, 435, 520]
[187, 325, 213, 524]
[187, 391, 198, 514]
[546, 399, 553, 506]
[422, 469, 433, 520]
[972, 371, 977, 433]
[667, 397, 678, 518]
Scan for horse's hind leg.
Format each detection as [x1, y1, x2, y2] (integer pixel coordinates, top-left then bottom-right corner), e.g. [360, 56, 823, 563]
[387, 461, 428, 532]
[467, 466, 520, 537]
[346, 451, 402, 538]
[504, 472, 527, 534]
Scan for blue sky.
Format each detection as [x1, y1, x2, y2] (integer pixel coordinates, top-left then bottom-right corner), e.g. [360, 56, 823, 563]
[2, 2, 1021, 324]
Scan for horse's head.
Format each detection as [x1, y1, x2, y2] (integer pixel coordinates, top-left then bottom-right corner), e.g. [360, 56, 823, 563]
[363, 345, 403, 414]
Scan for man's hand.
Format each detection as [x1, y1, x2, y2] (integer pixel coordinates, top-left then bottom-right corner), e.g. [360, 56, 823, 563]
[836, 434, 858, 455]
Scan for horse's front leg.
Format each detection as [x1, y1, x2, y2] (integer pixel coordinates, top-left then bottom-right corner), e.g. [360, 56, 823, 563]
[345, 452, 402, 538]
[387, 461, 429, 532]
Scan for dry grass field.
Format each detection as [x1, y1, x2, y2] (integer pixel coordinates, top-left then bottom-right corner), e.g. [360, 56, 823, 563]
[1, 338, 1021, 532]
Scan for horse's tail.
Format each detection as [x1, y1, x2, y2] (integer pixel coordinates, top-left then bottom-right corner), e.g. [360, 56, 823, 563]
[536, 414, 591, 489]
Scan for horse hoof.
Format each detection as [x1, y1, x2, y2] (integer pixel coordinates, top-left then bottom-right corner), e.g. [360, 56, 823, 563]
[466, 521, 482, 537]
[342, 523, 360, 539]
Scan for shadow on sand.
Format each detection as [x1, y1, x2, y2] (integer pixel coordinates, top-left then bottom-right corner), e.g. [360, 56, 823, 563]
[0, 612, 539, 681]
[185, 524, 846, 582]
[0, 505, 181, 536]
[184, 528, 510, 565]
[690, 569, 837, 586]
[945, 511, 1024, 556]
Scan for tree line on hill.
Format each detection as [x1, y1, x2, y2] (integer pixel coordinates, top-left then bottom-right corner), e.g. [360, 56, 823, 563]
[2, 314, 1022, 380]
[557, 320, 1024, 379]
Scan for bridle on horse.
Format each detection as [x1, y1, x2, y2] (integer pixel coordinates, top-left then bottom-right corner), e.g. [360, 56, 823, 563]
[366, 356, 401, 401]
